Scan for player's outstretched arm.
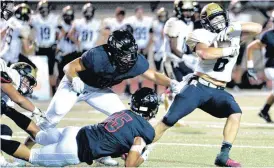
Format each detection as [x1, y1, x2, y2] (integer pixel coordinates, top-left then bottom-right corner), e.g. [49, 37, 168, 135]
[1, 82, 39, 114]
[240, 22, 262, 42]
[195, 42, 239, 60]
[142, 68, 171, 87]
[125, 137, 147, 167]
[246, 39, 265, 63]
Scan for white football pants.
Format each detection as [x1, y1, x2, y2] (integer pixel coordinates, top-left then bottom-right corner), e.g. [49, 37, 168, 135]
[30, 127, 81, 167]
[38, 76, 126, 130]
[264, 68, 274, 95]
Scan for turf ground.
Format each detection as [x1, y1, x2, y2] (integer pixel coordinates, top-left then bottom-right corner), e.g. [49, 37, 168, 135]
[1, 89, 274, 167]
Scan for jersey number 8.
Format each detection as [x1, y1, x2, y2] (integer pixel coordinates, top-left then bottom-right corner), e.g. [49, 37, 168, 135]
[213, 58, 229, 72]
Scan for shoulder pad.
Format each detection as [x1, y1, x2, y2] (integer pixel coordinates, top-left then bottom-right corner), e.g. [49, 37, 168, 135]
[1, 71, 12, 83]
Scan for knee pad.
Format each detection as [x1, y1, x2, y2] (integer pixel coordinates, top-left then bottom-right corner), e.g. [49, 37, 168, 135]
[0, 124, 13, 140]
[1, 139, 21, 155]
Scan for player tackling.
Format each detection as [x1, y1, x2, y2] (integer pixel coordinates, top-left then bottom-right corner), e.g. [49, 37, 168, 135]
[152, 3, 262, 167]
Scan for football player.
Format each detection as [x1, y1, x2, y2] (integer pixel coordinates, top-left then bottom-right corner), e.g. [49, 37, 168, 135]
[31, 0, 59, 95]
[0, 3, 36, 69]
[246, 11, 274, 123]
[193, 1, 203, 29]
[0, 60, 44, 166]
[102, 7, 127, 43]
[2, 87, 159, 167]
[68, 3, 101, 54]
[162, 0, 198, 111]
[152, 7, 168, 93]
[26, 30, 177, 166]
[126, 6, 154, 92]
[153, 3, 262, 167]
[56, 5, 77, 83]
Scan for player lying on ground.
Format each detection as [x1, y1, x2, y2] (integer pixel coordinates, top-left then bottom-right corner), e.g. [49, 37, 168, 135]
[2, 87, 159, 167]
[0, 60, 44, 166]
[152, 3, 262, 167]
[24, 29, 179, 166]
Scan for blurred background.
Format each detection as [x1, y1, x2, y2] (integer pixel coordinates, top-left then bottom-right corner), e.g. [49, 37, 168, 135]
[1, 0, 274, 100]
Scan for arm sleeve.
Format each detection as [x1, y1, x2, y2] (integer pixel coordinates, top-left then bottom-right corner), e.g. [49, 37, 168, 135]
[80, 50, 94, 69]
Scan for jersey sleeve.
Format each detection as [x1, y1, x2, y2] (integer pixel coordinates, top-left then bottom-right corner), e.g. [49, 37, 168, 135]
[260, 30, 269, 45]
[80, 50, 94, 70]
[164, 18, 180, 38]
[186, 29, 209, 52]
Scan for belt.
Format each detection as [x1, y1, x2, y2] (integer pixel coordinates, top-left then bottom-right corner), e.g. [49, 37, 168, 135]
[197, 77, 225, 90]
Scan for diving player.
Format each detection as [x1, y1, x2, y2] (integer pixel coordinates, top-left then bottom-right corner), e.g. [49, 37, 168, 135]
[0, 60, 44, 166]
[31, 0, 59, 94]
[2, 87, 159, 167]
[153, 3, 262, 167]
[246, 12, 274, 123]
[27, 29, 177, 166]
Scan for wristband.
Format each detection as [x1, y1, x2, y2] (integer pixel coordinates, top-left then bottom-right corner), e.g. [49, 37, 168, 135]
[247, 60, 254, 68]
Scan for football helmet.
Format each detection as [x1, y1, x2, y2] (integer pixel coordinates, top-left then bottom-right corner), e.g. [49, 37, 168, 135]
[200, 3, 229, 33]
[62, 5, 74, 25]
[174, 0, 194, 22]
[130, 87, 159, 120]
[1, 0, 14, 20]
[108, 29, 138, 73]
[37, 0, 50, 18]
[82, 3, 95, 21]
[10, 62, 37, 95]
[14, 3, 31, 22]
[157, 7, 168, 23]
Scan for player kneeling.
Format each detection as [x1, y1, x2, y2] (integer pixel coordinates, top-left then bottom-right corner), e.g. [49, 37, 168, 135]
[1, 87, 159, 167]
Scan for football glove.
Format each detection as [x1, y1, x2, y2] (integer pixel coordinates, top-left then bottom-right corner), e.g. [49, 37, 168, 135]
[72, 76, 85, 94]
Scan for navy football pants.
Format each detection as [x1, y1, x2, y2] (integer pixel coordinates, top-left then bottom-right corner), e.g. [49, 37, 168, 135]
[163, 81, 242, 126]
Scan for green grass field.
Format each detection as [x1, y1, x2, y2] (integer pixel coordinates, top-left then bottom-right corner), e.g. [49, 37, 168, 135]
[1, 90, 274, 167]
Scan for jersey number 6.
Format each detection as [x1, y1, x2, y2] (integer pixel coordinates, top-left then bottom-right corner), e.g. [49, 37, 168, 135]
[104, 112, 133, 132]
[213, 58, 229, 72]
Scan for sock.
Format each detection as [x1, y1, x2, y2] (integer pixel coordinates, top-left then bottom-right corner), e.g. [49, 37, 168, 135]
[138, 82, 142, 89]
[124, 84, 131, 94]
[261, 104, 271, 114]
[154, 84, 158, 93]
[220, 141, 232, 157]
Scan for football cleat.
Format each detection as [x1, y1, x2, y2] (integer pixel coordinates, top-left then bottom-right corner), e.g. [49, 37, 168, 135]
[95, 156, 119, 166]
[258, 112, 273, 123]
[215, 155, 241, 167]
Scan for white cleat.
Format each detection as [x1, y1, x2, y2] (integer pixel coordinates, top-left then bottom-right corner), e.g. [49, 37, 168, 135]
[0, 156, 20, 167]
[95, 156, 119, 166]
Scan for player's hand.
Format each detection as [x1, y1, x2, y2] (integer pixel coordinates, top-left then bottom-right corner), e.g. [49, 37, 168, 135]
[169, 79, 180, 94]
[72, 76, 85, 94]
[247, 68, 258, 81]
[216, 25, 236, 42]
[31, 107, 47, 123]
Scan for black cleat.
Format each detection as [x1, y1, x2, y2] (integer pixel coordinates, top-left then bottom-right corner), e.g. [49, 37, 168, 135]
[258, 112, 273, 123]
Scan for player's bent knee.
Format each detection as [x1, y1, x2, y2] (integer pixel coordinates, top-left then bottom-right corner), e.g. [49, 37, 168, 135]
[0, 124, 13, 140]
[228, 112, 242, 122]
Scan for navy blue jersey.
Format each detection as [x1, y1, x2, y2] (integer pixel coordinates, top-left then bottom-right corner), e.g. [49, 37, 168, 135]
[78, 45, 149, 88]
[76, 110, 155, 164]
[260, 29, 274, 67]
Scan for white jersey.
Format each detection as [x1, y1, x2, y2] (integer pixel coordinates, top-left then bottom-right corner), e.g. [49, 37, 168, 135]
[163, 17, 194, 62]
[152, 20, 165, 53]
[31, 13, 59, 48]
[103, 17, 127, 32]
[0, 59, 20, 106]
[126, 16, 153, 49]
[57, 21, 76, 55]
[73, 18, 101, 50]
[186, 22, 242, 82]
[0, 18, 8, 49]
[0, 17, 31, 63]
